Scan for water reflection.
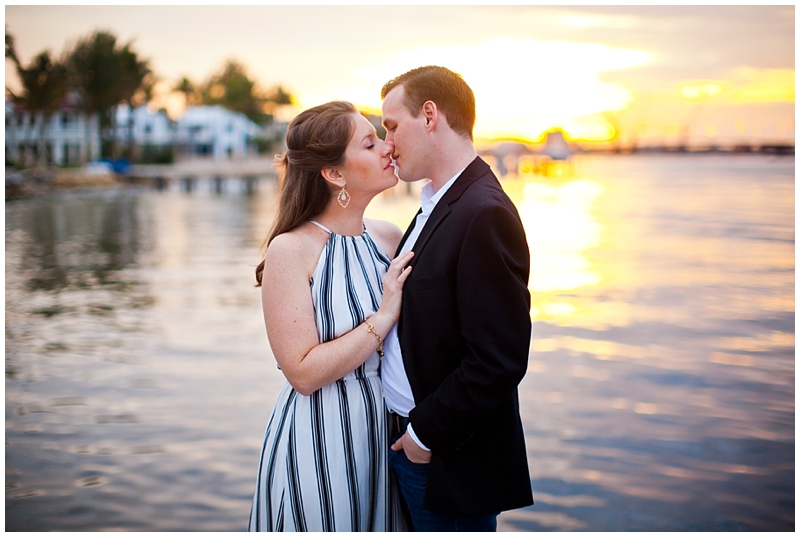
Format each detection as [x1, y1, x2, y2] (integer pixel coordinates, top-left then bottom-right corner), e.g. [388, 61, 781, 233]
[513, 178, 605, 325]
[500, 155, 793, 531]
[20, 194, 143, 292]
[5, 155, 795, 531]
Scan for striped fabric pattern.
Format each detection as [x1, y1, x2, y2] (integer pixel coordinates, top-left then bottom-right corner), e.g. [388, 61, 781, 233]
[249, 223, 406, 532]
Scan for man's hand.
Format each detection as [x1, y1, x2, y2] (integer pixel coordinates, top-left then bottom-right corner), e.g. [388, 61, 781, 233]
[391, 431, 432, 464]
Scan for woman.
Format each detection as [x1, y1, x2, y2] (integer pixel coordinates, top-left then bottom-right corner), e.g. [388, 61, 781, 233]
[249, 101, 411, 531]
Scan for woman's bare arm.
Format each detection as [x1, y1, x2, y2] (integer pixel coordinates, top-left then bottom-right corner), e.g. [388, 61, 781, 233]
[261, 232, 412, 395]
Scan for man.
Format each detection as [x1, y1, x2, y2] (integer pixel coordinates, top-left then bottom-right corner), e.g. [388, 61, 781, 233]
[380, 66, 533, 531]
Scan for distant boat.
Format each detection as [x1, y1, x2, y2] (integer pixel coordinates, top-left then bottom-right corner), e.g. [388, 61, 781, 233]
[542, 130, 571, 161]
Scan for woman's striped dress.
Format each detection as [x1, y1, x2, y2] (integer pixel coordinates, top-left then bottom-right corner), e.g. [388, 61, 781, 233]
[249, 221, 406, 532]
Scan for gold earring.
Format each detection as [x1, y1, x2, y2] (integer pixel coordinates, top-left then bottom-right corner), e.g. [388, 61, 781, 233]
[338, 184, 351, 208]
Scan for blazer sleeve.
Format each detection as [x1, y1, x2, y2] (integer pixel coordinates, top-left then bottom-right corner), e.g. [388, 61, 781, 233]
[409, 202, 532, 453]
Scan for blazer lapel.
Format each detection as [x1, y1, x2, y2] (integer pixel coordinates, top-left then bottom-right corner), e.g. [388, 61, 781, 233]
[405, 157, 490, 261]
[395, 208, 422, 257]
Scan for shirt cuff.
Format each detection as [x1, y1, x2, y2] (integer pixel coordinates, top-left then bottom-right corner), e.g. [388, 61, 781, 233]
[406, 423, 431, 451]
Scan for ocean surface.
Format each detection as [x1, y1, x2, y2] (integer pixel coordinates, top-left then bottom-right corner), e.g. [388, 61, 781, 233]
[5, 154, 794, 531]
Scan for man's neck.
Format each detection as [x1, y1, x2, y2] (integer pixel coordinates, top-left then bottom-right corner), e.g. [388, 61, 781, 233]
[427, 138, 477, 191]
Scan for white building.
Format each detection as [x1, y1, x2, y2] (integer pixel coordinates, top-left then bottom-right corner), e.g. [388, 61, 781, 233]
[174, 105, 261, 160]
[5, 95, 101, 167]
[114, 104, 173, 147]
[6, 100, 270, 167]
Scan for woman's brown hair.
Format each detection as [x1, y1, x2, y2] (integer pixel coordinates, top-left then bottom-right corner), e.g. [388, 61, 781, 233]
[255, 101, 357, 286]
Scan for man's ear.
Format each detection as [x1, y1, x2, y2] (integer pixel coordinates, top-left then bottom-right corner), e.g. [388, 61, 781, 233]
[321, 167, 346, 189]
[421, 100, 438, 132]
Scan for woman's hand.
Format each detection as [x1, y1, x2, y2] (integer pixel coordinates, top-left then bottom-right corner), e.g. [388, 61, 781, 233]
[371, 251, 414, 331]
[263, 234, 412, 395]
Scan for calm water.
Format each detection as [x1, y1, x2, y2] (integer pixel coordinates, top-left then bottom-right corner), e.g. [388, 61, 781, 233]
[5, 154, 794, 531]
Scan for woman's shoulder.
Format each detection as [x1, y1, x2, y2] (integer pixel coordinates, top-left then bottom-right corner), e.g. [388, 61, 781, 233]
[364, 218, 402, 237]
[365, 218, 404, 255]
[266, 223, 330, 270]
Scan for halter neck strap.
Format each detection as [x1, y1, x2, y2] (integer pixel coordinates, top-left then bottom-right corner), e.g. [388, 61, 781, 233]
[309, 220, 332, 234]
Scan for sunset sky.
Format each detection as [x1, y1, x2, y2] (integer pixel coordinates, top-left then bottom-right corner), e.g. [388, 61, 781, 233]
[5, 5, 795, 147]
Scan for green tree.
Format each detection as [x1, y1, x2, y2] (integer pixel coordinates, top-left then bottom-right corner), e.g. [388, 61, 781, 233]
[197, 60, 295, 125]
[267, 84, 293, 106]
[67, 30, 151, 160]
[261, 84, 294, 117]
[6, 31, 70, 166]
[174, 76, 198, 106]
[117, 44, 153, 159]
[116, 43, 151, 106]
[201, 59, 266, 124]
[6, 27, 18, 68]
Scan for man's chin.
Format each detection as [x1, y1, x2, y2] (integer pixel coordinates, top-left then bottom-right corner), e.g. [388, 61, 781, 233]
[394, 165, 425, 183]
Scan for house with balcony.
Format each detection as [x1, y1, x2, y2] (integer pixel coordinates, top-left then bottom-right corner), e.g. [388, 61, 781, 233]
[174, 105, 261, 161]
[7, 99, 271, 168]
[5, 93, 101, 167]
[114, 104, 173, 147]
[114, 104, 174, 163]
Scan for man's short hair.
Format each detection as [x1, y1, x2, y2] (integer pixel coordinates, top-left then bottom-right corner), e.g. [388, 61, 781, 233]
[381, 66, 476, 141]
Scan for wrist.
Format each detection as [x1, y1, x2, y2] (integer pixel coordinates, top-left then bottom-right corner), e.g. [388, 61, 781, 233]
[364, 319, 385, 359]
[406, 424, 431, 451]
[367, 310, 393, 337]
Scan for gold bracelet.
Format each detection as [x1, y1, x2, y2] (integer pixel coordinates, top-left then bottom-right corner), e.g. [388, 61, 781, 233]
[365, 321, 384, 359]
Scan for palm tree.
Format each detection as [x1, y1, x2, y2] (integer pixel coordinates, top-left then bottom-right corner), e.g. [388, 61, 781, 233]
[6, 27, 18, 68]
[9, 48, 69, 167]
[67, 31, 151, 161]
[116, 43, 152, 160]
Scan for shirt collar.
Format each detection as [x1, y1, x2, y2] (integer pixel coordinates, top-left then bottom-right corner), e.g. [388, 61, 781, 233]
[419, 167, 466, 215]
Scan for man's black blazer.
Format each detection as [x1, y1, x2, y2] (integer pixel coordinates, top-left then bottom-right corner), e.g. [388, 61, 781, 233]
[396, 156, 534, 516]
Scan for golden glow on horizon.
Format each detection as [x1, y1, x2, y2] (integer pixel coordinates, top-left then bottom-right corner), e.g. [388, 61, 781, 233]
[677, 69, 795, 105]
[298, 38, 652, 143]
[731, 68, 795, 103]
[141, 43, 792, 147]
[680, 83, 724, 100]
[5, 6, 793, 148]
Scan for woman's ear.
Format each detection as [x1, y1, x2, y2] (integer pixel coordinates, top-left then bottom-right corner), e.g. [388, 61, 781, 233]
[321, 167, 346, 188]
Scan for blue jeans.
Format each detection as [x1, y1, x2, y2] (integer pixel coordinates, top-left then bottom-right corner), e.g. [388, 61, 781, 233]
[388, 430, 498, 532]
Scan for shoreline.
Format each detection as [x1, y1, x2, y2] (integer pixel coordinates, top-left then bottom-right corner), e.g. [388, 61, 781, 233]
[5, 156, 279, 200]
[6, 151, 792, 201]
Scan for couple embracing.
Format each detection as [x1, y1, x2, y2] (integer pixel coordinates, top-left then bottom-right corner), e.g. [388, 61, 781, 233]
[249, 66, 533, 532]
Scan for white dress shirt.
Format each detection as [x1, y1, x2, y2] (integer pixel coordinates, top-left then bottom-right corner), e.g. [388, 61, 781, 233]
[382, 168, 464, 450]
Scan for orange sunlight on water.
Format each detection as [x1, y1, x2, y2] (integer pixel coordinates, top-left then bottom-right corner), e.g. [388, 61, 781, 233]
[365, 165, 612, 326]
